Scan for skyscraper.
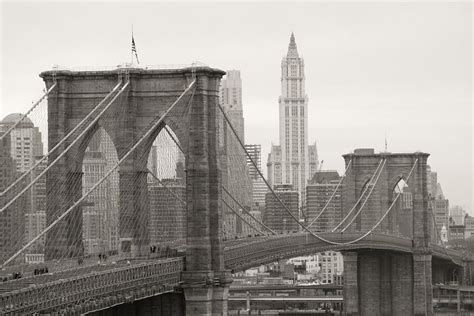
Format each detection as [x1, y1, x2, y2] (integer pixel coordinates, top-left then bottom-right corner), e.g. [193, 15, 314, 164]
[0, 114, 44, 261]
[220, 70, 253, 238]
[267, 34, 319, 208]
[244, 144, 261, 180]
[220, 70, 244, 141]
[81, 128, 120, 255]
[148, 178, 186, 243]
[0, 133, 27, 263]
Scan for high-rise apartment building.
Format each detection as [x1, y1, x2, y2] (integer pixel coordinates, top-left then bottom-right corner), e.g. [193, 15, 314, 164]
[245, 144, 261, 180]
[0, 133, 26, 263]
[306, 171, 343, 232]
[81, 128, 120, 254]
[0, 114, 43, 262]
[0, 114, 43, 173]
[24, 156, 47, 254]
[82, 150, 108, 255]
[267, 34, 318, 208]
[244, 144, 268, 213]
[148, 178, 186, 243]
[264, 184, 299, 233]
[433, 198, 449, 238]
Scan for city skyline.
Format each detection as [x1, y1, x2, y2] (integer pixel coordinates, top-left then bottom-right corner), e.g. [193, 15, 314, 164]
[1, 2, 471, 210]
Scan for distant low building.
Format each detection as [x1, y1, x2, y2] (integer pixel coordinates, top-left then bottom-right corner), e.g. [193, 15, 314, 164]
[317, 251, 344, 284]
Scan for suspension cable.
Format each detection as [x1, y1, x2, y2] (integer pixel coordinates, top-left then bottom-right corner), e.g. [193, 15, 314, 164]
[216, 101, 366, 245]
[340, 159, 418, 243]
[147, 168, 186, 207]
[222, 186, 276, 235]
[305, 159, 352, 230]
[331, 158, 385, 232]
[0, 81, 127, 213]
[340, 159, 387, 232]
[163, 125, 184, 154]
[0, 79, 122, 197]
[222, 199, 266, 236]
[1, 79, 196, 268]
[0, 82, 57, 141]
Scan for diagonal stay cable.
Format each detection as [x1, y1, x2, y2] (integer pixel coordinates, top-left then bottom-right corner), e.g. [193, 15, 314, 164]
[331, 158, 385, 232]
[0, 82, 57, 141]
[222, 186, 276, 235]
[216, 101, 364, 245]
[340, 159, 387, 232]
[217, 101, 416, 246]
[1, 80, 122, 197]
[1, 79, 196, 268]
[342, 159, 418, 243]
[147, 168, 187, 207]
[0, 81, 125, 214]
[222, 199, 266, 236]
[305, 159, 352, 230]
[163, 125, 185, 154]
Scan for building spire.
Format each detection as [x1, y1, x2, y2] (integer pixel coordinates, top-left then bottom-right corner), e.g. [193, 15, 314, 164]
[287, 32, 299, 58]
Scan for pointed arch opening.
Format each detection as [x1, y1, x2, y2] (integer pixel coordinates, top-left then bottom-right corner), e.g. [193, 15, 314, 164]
[392, 177, 413, 238]
[81, 126, 119, 257]
[146, 124, 186, 248]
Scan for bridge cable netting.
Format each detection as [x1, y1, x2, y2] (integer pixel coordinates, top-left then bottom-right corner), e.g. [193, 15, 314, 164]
[216, 100, 422, 246]
[305, 159, 352, 230]
[1, 78, 127, 268]
[331, 158, 385, 232]
[0, 81, 57, 142]
[339, 159, 387, 232]
[162, 114, 275, 237]
[0, 80, 124, 211]
[1, 75, 197, 268]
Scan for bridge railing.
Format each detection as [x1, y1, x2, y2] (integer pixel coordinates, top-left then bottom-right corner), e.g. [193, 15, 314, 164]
[0, 258, 184, 315]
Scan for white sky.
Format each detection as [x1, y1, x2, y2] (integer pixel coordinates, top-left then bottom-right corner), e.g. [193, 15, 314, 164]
[0, 1, 472, 211]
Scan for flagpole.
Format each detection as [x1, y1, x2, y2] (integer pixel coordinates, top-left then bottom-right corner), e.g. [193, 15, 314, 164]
[131, 25, 134, 65]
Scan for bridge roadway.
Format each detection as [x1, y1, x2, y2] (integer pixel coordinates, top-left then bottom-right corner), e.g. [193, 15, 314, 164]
[224, 232, 465, 271]
[0, 232, 466, 314]
[0, 258, 183, 315]
[229, 284, 343, 293]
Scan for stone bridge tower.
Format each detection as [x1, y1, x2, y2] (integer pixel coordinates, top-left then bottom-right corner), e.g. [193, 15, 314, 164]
[42, 66, 230, 315]
[341, 148, 432, 315]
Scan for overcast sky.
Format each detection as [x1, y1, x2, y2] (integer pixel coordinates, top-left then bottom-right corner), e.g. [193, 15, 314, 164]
[1, 1, 472, 211]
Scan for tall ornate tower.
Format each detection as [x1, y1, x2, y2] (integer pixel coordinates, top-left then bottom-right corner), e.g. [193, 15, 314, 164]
[268, 33, 318, 208]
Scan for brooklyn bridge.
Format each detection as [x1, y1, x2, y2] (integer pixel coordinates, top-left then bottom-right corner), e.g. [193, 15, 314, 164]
[0, 65, 472, 315]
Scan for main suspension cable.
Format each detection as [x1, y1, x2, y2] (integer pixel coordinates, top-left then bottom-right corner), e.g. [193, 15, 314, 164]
[340, 159, 387, 232]
[331, 158, 385, 232]
[305, 159, 352, 230]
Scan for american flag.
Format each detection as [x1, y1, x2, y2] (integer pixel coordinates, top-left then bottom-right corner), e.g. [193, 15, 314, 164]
[132, 35, 139, 64]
